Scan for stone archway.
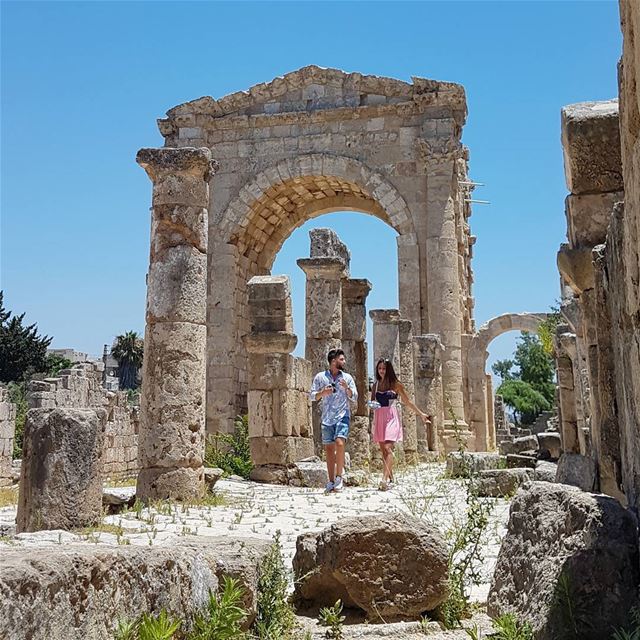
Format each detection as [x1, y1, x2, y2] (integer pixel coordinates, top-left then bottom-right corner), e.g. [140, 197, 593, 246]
[466, 312, 548, 451]
[154, 65, 476, 438]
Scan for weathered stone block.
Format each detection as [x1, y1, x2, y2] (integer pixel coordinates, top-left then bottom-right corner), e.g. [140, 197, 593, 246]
[555, 452, 597, 491]
[136, 466, 204, 501]
[17, 408, 106, 533]
[0, 537, 267, 640]
[138, 322, 206, 469]
[534, 460, 558, 483]
[565, 191, 623, 249]
[147, 245, 207, 324]
[293, 513, 448, 619]
[446, 452, 501, 477]
[247, 390, 273, 437]
[506, 453, 537, 469]
[488, 482, 639, 639]
[475, 468, 533, 498]
[561, 100, 622, 195]
[247, 353, 308, 390]
[249, 436, 314, 466]
[273, 389, 310, 437]
[537, 432, 562, 461]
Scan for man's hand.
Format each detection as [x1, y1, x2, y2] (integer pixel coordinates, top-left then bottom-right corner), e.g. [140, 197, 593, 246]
[322, 385, 334, 398]
[339, 379, 348, 391]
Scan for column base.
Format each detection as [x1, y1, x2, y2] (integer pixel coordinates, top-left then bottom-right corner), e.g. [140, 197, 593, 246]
[136, 466, 205, 501]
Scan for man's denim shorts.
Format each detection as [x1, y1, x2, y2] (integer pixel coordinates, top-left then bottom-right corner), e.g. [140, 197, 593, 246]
[321, 417, 350, 445]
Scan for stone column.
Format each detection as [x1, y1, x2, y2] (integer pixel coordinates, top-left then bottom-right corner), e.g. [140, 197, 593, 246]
[413, 334, 444, 455]
[297, 257, 347, 454]
[485, 374, 496, 451]
[398, 319, 418, 463]
[342, 278, 372, 466]
[369, 309, 401, 371]
[397, 234, 423, 335]
[425, 150, 466, 426]
[17, 408, 106, 532]
[0, 389, 16, 487]
[243, 275, 313, 473]
[555, 328, 579, 454]
[135, 147, 216, 501]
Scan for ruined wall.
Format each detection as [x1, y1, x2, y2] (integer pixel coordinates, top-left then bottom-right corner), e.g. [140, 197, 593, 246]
[611, 0, 640, 515]
[27, 363, 139, 481]
[0, 389, 16, 487]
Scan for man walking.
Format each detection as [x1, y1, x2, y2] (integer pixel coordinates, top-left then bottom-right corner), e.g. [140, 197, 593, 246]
[309, 348, 358, 493]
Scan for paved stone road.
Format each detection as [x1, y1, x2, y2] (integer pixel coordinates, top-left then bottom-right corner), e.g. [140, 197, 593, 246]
[0, 463, 510, 604]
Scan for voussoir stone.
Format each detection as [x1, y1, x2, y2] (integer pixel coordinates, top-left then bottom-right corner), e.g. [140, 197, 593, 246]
[293, 513, 448, 620]
[488, 482, 639, 639]
[17, 408, 106, 533]
[0, 537, 267, 640]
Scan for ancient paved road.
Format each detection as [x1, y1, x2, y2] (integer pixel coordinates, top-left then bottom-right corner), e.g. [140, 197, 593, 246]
[0, 463, 511, 603]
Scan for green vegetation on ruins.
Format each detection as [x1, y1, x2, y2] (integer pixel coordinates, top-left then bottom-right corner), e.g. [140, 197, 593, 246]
[205, 415, 253, 479]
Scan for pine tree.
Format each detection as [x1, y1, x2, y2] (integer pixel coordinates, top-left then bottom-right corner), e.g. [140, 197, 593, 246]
[0, 291, 52, 383]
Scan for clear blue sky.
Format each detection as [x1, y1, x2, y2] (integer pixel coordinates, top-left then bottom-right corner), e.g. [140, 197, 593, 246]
[1, 1, 621, 377]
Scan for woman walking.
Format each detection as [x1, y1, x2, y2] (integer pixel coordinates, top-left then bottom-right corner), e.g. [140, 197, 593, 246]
[371, 358, 431, 490]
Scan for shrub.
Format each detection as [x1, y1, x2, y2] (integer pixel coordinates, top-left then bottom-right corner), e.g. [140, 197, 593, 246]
[205, 415, 253, 479]
[190, 576, 248, 640]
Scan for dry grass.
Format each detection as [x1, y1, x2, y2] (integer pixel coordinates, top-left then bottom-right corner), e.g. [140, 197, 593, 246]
[0, 486, 18, 508]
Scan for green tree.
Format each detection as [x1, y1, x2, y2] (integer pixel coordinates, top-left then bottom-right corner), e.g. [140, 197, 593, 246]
[0, 291, 52, 383]
[492, 359, 514, 382]
[497, 379, 552, 425]
[514, 332, 556, 405]
[44, 353, 73, 377]
[111, 331, 144, 390]
[537, 303, 562, 357]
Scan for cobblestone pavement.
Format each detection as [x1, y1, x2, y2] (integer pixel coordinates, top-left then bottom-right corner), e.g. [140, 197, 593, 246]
[0, 463, 511, 603]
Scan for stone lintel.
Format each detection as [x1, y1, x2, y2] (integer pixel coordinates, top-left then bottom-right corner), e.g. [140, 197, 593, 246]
[243, 332, 297, 354]
[557, 244, 595, 294]
[342, 278, 372, 302]
[136, 147, 218, 181]
[247, 275, 291, 301]
[296, 257, 347, 279]
[369, 309, 401, 324]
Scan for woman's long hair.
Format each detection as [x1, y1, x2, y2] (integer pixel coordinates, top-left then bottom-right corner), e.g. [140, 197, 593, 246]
[375, 358, 399, 386]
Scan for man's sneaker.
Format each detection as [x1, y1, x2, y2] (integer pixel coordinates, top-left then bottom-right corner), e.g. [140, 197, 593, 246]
[325, 481, 335, 493]
[378, 480, 389, 491]
[333, 476, 344, 492]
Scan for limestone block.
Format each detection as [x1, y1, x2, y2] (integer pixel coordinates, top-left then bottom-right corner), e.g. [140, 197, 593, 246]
[534, 460, 558, 483]
[247, 274, 291, 302]
[346, 415, 371, 467]
[243, 332, 297, 355]
[147, 245, 207, 324]
[475, 468, 533, 498]
[247, 390, 273, 437]
[17, 408, 106, 533]
[565, 191, 623, 249]
[310, 228, 350, 270]
[293, 513, 449, 619]
[136, 466, 204, 500]
[273, 389, 311, 437]
[0, 537, 268, 640]
[305, 279, 343, 339]
[487, 482, 638, 639]
[306, 337, 341, 372]
[536, 432, 562, 461]
[555, 452, 597, 492]
[506, 454, 537, 469]
[138, 322, 206, 469]
[151, 205, 207, 254]
[446, 452, 501, 477]
[247, 353, 307, 390]
[249, 436, 314, 466]
[557, 244, 595, 294]
[561, 100, 622, 195]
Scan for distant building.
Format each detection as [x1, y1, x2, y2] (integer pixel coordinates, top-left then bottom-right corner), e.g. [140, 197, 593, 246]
[47, 348, 89, 363]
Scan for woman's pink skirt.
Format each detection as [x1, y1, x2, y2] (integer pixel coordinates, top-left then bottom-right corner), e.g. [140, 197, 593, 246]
[372, 405, 403, 443]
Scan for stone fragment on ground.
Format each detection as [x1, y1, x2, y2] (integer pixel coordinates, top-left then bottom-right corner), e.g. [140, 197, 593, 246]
[204, 466, 223, 490]
[488, 481, 639, 639]
[536, 432, 561, 460]
[555, 452, 597, 491]
[446, 452, 502, 477]
[506, 453, 537, 469]
[293, 512, 448, 620]
[534, 461, 558, 483]
[102, 486, 136, 514]
[0, 537, 268, 640]
[475, 468, 533, 497]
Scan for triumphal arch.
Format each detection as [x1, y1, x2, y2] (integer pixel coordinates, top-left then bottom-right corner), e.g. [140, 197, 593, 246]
[134, 66, 527, 498]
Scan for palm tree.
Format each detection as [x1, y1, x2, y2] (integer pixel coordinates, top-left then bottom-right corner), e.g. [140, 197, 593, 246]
[111, 331, 143, 390]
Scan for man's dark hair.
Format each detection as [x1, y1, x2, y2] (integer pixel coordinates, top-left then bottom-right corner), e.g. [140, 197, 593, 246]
[327, 348, 345, 364]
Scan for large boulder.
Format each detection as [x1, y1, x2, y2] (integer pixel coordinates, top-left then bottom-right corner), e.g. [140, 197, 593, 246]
[17, 408, 106, 533]
[556, 452, 597, 491]
[446, 452, 502, 478]
[475, 468, 533, 498]
[534, 461, 558, 483]
[488, 482, 639, 639]
[293, 513, 448, 620]
[0, 537, 268, 640]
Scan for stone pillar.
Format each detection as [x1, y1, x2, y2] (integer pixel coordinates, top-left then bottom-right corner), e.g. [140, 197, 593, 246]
[369, 309, 401, 372]
[243, 275, 314, 472]
[17, 408, 106, 532]
[485, 374, 496, 451]
[135, 147, 216, 501]
[398, 319, 418, 462]
[397, 234, 423, 335]
[342, 278, 372, 466]
[413, 334, 444, 455]
[0, 389, 16, 487]
[425, 150, 466, 425]
[555, 328, 579, 454]
[297, 257, 347, 454]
